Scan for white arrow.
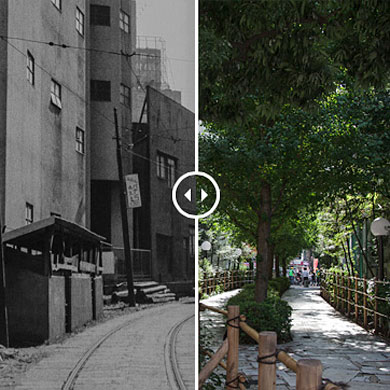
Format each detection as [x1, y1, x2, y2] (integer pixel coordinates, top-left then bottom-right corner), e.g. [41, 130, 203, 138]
[184, 189, 192, 202]
[201, 189, 208, 202]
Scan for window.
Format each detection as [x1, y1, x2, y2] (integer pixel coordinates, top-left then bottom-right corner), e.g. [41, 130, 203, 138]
[167, 158, 176, 187]
[27, 51, 34, 85]
[51, 0, 61, 10]
[90, 4, 110, 26]
[90, 80, 111, 101]
[156, 153, 176, 187]
[156, 154, 166, 179]
[76, 127, 85, 154]
[50, 79, 62, 109]
[120, 10, 129, 33]
[25, 203, 33, 225]
[76, 7, 85, 36]
[120, 84, 130, 107]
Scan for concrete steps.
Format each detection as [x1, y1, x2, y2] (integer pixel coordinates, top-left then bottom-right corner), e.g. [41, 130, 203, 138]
[107, 280, 177, 304]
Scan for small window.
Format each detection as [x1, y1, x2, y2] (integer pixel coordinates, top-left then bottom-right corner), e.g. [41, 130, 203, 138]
[25, 203, 33, 225]
[156, 154, 166, 179]
[120, 84, 130, 107]
[90, 80, 111, 101]
[76, 7, 85, 36]
[167, 158, 176, 188]
[120, 10, 129, 33]
[27, 51, 34, 85]
[156, 153, 176, 187]
[76, 127, 85, 154]
[51, 0, 61, 10]
[50, 79, 62, 109]
[90, 4, 110, 26]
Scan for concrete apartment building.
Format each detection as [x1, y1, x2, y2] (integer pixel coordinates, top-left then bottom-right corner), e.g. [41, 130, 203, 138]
[0, 0, 89, 230]
[0, 0, 194, 309]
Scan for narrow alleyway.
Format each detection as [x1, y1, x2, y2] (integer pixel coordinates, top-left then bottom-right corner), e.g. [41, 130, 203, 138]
[201, 287, 390, 389]
[1, 301, 195, 390]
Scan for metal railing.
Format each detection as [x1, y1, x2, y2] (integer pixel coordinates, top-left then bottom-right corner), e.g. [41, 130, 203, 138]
[113, 247, 152, 279]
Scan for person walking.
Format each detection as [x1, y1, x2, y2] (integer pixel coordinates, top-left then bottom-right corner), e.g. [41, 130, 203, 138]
[302, 267, 309, 288]
[289, 268, 295, 285]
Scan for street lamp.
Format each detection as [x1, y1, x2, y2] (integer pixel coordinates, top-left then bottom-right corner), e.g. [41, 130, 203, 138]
[370, 217, 390, 280]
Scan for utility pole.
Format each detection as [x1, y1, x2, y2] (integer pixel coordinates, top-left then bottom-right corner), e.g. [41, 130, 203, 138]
[0, 209, 9, 347]
[114, 108, 136, 307]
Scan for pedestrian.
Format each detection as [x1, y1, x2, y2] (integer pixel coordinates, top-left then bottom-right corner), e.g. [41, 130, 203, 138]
[289, 267, 295, 284]
[296, 270, 302, 286]
[316, 268, 321, 286]
[302, 267, 309, 287]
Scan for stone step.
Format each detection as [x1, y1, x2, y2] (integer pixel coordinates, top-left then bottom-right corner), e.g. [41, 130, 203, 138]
[141, 284, 168, 295]
[134, 281, 159, 289]
[149, 294, 177, 303]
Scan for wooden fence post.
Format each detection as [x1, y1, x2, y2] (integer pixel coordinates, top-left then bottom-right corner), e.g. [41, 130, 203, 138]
[258, 331, 277, 390]
[224, 272, 227, 290]
[363, 277, 368, 329]
[354, 275, 359, 323]
[226, 306, 240, 390]
[347, 277, 351, 317]
[296, 359, 322, 390]
[336, 273, 340, 310]
[374, 279, 378, 334]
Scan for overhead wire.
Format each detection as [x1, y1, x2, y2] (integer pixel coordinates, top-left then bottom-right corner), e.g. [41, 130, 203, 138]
[0, 35, 194, 63]
[1, 36, 195, 173]
[1, 36, 194, 143]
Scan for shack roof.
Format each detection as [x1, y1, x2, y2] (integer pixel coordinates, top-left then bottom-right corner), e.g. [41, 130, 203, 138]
[3, 217, 106, 250]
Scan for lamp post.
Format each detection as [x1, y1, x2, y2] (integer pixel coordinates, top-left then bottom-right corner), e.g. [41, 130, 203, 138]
[370, 217, 390, 281]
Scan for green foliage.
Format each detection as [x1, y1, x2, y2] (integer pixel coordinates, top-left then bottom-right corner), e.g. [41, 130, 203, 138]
[268, 277, 291, 297]
[226, 283, 292, 343]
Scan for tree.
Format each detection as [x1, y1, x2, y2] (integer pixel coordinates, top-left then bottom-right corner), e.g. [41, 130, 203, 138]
[199, 1, 390, 301]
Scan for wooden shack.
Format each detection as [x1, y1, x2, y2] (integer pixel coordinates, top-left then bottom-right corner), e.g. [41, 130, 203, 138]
[3, 216, 105, 346]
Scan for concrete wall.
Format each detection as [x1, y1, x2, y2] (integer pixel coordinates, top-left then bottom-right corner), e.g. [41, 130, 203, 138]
[48, 276, 66, 342]
[70, 274, 92, 331]
[6, 267, 49, 345]
[89, 0, 136, 248]
[3, 0, 88, 230]
[148, 88, 195, 282]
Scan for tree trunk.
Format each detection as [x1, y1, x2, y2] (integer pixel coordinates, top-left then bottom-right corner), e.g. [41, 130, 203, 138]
[282, 260, 287, 278]
[275, 255, 280, 278]
[255, 182, 272, 303]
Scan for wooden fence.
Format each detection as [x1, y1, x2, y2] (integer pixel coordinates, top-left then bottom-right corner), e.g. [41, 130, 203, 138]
[320, 270, 390, 338]
[199, 270, 256, 296]
[199, 304, 342, 390]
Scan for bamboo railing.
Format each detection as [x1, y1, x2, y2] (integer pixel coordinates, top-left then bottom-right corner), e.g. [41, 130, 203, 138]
[199, 303, 342, 390]
[199, 270, 256, 296]
[320, 270, 390, 338]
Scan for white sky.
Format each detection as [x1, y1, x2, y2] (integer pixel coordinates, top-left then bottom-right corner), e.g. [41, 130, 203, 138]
[136, 0, 195, 112]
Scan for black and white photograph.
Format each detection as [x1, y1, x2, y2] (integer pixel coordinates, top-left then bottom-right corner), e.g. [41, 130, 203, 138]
[0, 0, 195, 388]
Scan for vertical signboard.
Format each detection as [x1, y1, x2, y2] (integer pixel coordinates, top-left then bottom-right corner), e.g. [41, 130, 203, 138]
[125, 174, 142, 208]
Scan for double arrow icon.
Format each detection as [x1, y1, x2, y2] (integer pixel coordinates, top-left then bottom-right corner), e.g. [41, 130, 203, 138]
[184, 188, 208, 202]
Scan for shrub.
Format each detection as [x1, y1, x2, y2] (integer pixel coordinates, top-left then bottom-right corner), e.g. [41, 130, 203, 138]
[226, 283, 292, 344]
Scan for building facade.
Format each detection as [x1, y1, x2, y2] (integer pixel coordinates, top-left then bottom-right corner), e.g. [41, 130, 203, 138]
[133, 87, 195, 289]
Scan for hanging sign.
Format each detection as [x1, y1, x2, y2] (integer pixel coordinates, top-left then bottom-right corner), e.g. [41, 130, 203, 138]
[125, 174, 142, 208]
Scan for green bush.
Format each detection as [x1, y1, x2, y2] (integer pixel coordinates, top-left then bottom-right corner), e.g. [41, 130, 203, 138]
[226, 283, 292, 344]
[268, 276, 291, 296]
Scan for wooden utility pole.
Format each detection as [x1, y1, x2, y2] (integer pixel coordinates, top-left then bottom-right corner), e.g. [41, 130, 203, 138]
[114, 108, 136, 307]
[0, 210, 9, 347]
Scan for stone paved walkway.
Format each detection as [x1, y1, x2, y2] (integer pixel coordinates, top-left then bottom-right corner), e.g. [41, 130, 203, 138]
[201, 287, 390, 390]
